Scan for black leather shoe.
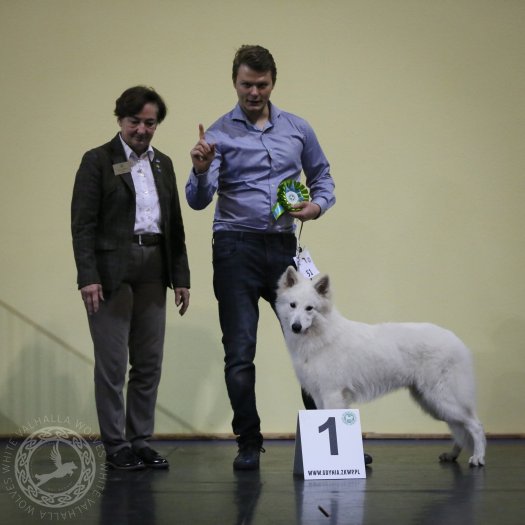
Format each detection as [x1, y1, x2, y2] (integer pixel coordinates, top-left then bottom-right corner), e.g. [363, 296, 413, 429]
[364, 453, 373, 465]
[135, 447, 169, 469]
[233, 441, 265, 471]
[106, 448, 145, 470]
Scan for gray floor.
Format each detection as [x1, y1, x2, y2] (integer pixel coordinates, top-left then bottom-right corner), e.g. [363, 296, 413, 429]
[1, 439, 524, 524]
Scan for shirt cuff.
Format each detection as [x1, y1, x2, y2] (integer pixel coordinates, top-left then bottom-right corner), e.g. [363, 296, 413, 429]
[311, 199, 325, 219]
[192, 167, 209, 177]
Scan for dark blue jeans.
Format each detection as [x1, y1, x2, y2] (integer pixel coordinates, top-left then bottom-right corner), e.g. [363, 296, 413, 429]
[212, 231, 297, 441]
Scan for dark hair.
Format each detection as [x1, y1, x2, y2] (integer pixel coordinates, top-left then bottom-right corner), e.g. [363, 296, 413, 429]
[232, 45, 277, 85]
[114, 86, 167, 123]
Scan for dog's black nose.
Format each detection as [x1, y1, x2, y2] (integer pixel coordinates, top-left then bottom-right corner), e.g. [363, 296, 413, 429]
[292, 322, 302, 334]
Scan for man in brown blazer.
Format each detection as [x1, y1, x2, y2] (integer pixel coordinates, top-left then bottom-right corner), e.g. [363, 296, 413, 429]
[71, 86, 190, 470]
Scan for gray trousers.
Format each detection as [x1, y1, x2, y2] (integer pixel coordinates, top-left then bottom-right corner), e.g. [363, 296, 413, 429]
[88, 243, 167, 454]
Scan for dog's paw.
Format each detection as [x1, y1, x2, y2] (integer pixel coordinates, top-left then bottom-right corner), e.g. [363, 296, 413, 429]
[438, 452, 458, 463]
[468, 455, 485, 467]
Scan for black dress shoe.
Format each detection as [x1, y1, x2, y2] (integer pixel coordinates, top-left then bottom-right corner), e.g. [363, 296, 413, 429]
[106, 448, 145, 470]
[233, 440, 265, 471]
[135, 447, 169, 469]
[364, 453, 373, 465]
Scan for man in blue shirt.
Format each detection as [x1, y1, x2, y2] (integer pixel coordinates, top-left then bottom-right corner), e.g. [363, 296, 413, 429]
[186, 45, 335, 470]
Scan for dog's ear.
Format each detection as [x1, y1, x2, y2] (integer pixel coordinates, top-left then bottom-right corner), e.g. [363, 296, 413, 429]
[279, 266, 300, 289]
[314, 274, 330, 297]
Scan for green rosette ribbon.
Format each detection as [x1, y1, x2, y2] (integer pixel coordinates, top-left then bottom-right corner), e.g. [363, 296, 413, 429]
[272, 179, 310, 220]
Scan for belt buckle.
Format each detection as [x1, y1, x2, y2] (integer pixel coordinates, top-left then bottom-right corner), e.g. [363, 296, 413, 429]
[137, 234, 143, 246]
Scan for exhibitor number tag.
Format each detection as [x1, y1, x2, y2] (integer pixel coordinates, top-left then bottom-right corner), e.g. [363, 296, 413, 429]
[293, 248, 319, 279]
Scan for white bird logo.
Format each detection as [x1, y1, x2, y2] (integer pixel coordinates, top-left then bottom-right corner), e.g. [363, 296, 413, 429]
[34, 442, 78, 487]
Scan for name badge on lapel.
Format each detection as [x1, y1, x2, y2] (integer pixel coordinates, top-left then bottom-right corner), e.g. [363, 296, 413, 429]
[112, 161, 132, 176]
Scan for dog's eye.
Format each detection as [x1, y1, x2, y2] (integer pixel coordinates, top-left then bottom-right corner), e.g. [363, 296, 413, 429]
[290, 302, 296, 309]
[306, 306, 313, 311]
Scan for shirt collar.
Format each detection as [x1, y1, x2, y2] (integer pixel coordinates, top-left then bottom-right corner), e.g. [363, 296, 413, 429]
[119, 134, 154, 161]
[232, 101, 281, 125]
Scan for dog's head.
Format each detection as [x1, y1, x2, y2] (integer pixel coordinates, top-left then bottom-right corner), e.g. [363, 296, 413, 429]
[275, 266, 332, 336]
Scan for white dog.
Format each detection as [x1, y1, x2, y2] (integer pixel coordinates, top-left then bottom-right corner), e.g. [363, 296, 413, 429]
[275, 266, 486, 466]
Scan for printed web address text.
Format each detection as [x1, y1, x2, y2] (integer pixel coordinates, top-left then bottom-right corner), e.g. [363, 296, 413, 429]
[307, 468, 361, 476]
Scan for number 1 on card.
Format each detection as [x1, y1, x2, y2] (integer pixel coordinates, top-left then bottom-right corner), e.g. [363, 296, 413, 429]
[318, 417, 339, 455]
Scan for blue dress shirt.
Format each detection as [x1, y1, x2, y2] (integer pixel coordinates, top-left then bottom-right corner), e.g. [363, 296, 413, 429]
[185, 103, 335, 233]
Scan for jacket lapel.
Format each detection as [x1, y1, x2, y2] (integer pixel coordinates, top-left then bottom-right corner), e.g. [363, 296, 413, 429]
[109, 134, 134, 193]
[151, 153, 169, 223]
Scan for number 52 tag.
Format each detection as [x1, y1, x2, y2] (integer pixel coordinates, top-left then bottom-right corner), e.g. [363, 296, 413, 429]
[293, 248, 319, 279]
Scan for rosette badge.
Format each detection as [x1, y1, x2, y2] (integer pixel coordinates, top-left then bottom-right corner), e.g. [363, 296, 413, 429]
[272, 179, 310, 220]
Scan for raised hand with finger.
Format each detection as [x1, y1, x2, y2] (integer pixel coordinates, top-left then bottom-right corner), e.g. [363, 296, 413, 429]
[190, 124, 216, 174]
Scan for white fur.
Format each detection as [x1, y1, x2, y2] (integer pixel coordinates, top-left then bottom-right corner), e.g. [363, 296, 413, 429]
[275, 267, 486, 466]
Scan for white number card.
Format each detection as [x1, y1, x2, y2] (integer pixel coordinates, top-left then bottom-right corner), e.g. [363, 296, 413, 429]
[293, 248, 319, 279]
[294, 409, 366, 480]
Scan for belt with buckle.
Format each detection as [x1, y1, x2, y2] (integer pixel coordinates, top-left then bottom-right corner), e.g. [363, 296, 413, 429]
[133, 234, 163, 246]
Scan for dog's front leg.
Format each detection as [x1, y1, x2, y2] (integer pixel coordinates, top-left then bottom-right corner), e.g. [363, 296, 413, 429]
[319, 389, 347, 410]
[307, 391, 324, 410]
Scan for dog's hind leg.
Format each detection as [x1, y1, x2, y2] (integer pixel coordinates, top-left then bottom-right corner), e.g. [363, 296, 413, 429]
[424, 391, 485, 466]
[410, 385, 485, 465]
[439, 422, 465, 463]
[464, 416, 486, 466]
[441, 416, 485, 466]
